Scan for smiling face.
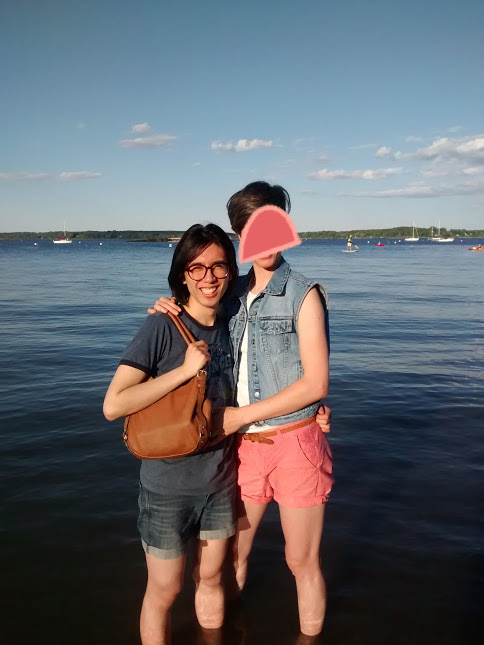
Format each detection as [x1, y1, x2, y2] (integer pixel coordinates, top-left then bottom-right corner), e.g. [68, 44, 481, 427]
[183, 243, 230, 315]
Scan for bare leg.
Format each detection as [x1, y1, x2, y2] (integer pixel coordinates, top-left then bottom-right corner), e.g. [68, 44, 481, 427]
[279, 504, 326, 636]
[232, 500, 268, 591]
[140, 552, 185, 645]
[192, 538, 229, 629]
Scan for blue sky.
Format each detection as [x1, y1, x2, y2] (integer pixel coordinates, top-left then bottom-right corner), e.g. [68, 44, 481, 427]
[1, 0, 483, 233]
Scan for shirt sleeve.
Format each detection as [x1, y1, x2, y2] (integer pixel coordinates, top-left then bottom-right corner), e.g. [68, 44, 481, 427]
[119, 314, 168, 376]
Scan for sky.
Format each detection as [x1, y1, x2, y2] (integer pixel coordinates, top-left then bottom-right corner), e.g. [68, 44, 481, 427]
[1, 0, 483, 233]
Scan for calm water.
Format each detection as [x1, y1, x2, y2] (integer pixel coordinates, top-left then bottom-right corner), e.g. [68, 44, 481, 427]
[1, 238, 483, 644]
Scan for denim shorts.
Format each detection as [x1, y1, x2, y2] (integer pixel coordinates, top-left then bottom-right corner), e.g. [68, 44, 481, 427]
[138, 481, 237, 560]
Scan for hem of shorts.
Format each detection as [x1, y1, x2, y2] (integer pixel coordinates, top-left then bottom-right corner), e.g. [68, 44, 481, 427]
[199, 523, 236, 540]
[239, 493, 273, 505]
[273, 494, 330, 508]
[142, 539, 184, 560]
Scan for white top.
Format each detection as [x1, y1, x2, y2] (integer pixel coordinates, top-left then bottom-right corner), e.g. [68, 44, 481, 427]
[236, 291, 272, 433]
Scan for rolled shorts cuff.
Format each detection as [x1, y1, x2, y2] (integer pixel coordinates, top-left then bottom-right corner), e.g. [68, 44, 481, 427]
[199, 523, 236, 540]
[142, 539, 184, 560]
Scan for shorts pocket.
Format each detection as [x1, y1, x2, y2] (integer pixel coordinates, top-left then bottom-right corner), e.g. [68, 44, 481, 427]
[296, 433, 323, 468]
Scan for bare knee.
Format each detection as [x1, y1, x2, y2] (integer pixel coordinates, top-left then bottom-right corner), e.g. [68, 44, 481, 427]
[193, 563, 223, 589]
[285, 551, 321, 579]
[146, 576, 183, 610]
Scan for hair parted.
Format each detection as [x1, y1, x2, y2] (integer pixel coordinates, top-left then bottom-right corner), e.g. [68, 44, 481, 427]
[168, 223, 238, 305]
[226, 181, 291, 235]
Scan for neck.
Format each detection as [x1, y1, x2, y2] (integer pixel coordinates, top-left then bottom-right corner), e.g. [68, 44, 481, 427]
[184, 300, 217, 326]
[250, 263, 276, 293]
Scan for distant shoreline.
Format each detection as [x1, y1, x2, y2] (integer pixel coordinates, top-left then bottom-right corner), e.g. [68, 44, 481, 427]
[1, 227, 483, 241]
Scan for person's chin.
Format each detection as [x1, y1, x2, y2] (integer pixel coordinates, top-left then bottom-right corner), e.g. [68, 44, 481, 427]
[255, 253, 280, 268]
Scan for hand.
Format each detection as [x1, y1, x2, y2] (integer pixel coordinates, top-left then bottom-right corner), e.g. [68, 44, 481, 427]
[207, 406, 245, 446]
[221, 406, 246, 436]
[316, 404, 331, 433]
[182, 341, 210, 378]
[147, 296, 182, 315]
[207, 408, 227, 446]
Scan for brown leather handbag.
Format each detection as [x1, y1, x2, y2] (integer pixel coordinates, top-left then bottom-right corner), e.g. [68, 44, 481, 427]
[123, 312, 212, 459]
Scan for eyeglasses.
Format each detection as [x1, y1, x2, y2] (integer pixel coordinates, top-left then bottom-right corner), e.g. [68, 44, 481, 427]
[186, 262, 229, 281]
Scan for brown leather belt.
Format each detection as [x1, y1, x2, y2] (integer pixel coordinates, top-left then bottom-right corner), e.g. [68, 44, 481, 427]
[241, 415, 316, 445]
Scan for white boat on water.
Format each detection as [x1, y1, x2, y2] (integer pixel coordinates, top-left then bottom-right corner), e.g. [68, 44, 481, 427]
[430, 221, 454, 243]
[53, 222, 72, 244]
[405, 222, 419, 242]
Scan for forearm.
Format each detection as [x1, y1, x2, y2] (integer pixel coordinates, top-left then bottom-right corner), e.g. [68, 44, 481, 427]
[238, 376, 327, 426]
[104, 365, 189, 420]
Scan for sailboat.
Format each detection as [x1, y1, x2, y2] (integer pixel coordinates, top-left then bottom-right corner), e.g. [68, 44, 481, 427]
[53, 222, 72, 244]
[430, 221, 454, 243]
[405, 222, 419, 242]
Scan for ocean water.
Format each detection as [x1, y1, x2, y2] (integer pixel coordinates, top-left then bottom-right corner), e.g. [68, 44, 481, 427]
[1, 238, 483, 644]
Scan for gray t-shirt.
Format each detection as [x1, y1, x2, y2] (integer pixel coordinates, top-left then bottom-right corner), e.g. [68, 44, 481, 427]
[120, 310, 235, 495]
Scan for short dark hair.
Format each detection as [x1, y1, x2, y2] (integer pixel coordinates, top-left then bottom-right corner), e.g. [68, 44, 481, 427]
[168, 223, 238, 305]
[226, 181, 291, 235]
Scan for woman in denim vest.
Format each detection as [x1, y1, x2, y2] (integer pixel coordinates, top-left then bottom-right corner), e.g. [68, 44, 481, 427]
[153, 182, 333, 637]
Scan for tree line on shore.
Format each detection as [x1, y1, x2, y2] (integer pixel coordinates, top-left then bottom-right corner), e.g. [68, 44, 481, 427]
[1, 227, 483, 241]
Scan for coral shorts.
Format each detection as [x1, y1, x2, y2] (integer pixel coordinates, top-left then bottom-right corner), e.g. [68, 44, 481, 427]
[236, 420, 334, 508]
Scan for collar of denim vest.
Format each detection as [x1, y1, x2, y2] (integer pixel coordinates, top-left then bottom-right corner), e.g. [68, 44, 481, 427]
[235, 256, 290, 299]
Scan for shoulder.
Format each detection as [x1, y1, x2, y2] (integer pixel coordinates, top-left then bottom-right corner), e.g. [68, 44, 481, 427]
[286, 268, 329, 309]
[132, 312, 173, 341]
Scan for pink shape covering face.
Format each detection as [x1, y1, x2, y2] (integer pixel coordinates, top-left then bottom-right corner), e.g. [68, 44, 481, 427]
[238, 205, 302, 263]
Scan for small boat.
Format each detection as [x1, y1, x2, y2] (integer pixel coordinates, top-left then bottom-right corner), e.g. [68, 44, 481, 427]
[375, 242, 385, 247]
[342, 249, 358, 253]
[53, 222, 72, 244]
[405, 222, 419, 242]
[468, 245, 484, 251]
[430, 221, 454, 243]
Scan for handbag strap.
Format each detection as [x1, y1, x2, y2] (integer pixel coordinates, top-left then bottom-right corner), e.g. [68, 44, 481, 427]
[167, 311, 196, 345]
[167, 310, 210, 448]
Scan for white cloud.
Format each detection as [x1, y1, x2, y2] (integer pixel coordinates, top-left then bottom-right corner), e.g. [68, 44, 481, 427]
[192, 162, 201, 167]
[346, 179, 484, 198]
[461, 166, 484, 176]
[131, 122, 152, 134]
[415, 136, 484, 163]
[58, 171, 102, 181]
[448, 125, 464, 133]
[210, 138, 274, 152]
[0, 172, 48, 181]
[309, 167, 402, 181]
[120, 134, 176, 148]
[405, 135, 422, 143]
[348, 143, 379, 150]
[375, 146, 393, 158]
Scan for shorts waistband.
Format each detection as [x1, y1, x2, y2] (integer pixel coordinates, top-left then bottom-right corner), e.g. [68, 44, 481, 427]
[241, 415, 316, 445]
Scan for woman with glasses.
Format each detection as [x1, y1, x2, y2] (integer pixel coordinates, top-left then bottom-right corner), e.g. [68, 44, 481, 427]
[103, 223, 239, 644]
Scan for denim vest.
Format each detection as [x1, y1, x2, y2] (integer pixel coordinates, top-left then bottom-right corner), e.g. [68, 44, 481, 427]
[226, 257, 329, 426]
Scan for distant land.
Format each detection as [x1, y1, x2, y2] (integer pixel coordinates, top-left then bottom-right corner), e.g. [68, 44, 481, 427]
[1, 227, 483, 241]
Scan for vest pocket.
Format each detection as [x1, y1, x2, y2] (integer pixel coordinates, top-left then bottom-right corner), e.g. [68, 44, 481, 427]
[259, 318, 293, 354]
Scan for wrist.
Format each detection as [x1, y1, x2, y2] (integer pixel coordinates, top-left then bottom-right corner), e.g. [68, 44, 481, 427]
[237, 406, 253, 427]
[178, 364, 191, 382]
